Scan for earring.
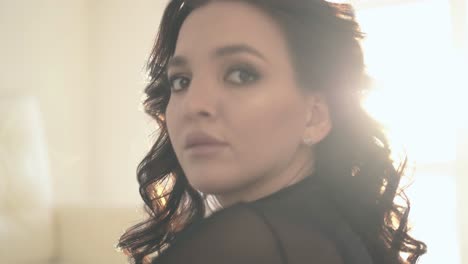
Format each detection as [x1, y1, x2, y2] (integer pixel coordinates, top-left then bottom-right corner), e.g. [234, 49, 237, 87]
[302, 137, 314, 146]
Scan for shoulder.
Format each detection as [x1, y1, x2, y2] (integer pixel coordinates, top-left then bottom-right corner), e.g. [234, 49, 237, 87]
[154, 203, 283, 264]
[249, 190, 374, 264]
[154, 203, 345, 264]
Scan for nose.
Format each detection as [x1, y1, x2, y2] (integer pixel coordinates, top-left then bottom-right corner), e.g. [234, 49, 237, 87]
[182, 76, 219, 120]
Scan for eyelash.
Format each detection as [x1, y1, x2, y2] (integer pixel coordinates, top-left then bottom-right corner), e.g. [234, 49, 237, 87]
[167, 64, 261, 93]
[168, 74, 190, 93]
[225, 64, 260, 86]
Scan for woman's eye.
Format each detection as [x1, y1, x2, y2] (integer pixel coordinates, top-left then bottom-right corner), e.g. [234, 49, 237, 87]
[169, 76, 191, 92]
[225, 67, 259, 85]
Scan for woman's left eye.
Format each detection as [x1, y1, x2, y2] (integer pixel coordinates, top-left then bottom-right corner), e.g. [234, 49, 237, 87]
[224, 67, 259, 85]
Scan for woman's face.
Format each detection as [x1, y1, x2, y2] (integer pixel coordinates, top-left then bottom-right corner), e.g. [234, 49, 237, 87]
[165, 1, 327, 204]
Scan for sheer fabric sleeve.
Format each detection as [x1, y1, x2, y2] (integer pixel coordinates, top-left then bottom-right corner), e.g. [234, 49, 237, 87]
[152, 203, 344, 264]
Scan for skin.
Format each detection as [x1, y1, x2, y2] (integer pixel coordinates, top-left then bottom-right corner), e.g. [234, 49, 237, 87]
[165, 1, 331, 207]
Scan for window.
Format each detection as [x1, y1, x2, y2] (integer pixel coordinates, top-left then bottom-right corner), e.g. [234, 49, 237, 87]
[354, 0, 466, 263]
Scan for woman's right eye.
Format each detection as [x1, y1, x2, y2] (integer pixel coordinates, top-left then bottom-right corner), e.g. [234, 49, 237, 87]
[169, 76, 191, 92]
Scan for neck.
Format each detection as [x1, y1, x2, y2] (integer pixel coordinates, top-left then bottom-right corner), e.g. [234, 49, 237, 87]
[216, 147, 315, 208]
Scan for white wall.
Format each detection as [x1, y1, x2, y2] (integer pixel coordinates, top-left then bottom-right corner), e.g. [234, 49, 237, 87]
[0, 96, 55, 264]
[1, 0, 167, 263]
[452, 0, 468, 263]
[0, 0, 91, 206]
[1, 1, 92, 263]
[88, 0, 164, 207]
[457, 127, 468, 264]
[0, 0, 166, 206]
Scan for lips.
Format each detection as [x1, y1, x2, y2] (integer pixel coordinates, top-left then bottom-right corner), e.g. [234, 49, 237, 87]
[184, 131, 227, 150]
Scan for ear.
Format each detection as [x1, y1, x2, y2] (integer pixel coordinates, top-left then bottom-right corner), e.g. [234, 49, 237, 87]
[302, 93, 332, 146]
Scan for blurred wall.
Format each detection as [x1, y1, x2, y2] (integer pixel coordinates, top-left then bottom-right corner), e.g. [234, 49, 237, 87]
[0, 0, 92, 206]
[458, 127, 468, 264]
[451, 0, 467, 262]
[0, 96, 55, 264]
[88, 0, 164, 207]
[1, 0, 166, 263]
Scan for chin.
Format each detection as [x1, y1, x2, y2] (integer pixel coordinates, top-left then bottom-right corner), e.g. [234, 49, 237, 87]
[189, 180, 232, 195]
[186, 171, 241, 195]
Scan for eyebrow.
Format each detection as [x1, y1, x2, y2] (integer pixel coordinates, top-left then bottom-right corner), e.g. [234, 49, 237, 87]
[167, 44, 268, 69]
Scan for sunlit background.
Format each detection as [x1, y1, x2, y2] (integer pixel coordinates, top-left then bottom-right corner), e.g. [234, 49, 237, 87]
[0, 0, 466, 263]
[356, 1, 467, 263]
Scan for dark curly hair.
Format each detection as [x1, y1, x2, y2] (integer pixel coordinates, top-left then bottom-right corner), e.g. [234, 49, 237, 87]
[117, 0, 427, 263]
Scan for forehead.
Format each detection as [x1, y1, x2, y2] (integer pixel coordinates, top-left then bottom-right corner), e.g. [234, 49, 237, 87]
[174, 1, 290, 59]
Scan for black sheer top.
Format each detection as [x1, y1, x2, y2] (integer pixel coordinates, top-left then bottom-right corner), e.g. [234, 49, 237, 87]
[153, 175, 374, 264]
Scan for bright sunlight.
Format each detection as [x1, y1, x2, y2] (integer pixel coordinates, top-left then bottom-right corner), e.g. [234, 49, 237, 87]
[353, 0, 467, 263]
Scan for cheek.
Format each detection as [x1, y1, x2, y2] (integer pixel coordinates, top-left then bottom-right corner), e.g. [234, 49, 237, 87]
[165, 100, 181, 150]
[232, 90, 305, 165]
[249, 105, 302, 143]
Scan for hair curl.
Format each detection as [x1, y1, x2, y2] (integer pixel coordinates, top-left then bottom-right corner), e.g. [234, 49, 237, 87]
[117, 1, 427, 263]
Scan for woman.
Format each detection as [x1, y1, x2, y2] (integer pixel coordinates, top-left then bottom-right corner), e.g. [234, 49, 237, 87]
[118, 0, 427, 263]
